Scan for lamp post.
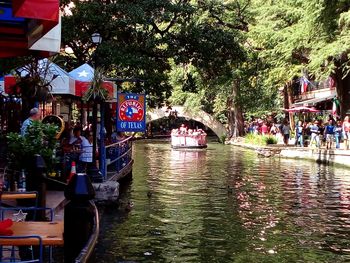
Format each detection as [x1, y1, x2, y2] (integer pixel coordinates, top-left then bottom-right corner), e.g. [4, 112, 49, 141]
[91, 33, 102, 172]
[91, 33, 102, 45]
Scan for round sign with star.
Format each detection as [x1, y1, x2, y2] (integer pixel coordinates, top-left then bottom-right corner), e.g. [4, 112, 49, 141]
[119, 99, 144, 121]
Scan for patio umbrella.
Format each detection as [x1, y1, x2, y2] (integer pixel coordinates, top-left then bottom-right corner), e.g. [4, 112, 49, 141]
[69, 64, 114, 98]
[0, 0, 59, 58]
[284, 106, 320, 113]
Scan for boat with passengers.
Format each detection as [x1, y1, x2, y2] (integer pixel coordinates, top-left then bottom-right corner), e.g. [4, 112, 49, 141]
[171, 125, 207, 149]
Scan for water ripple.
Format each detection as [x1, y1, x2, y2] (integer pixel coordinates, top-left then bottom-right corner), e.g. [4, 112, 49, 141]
[95, 141, 350, 263]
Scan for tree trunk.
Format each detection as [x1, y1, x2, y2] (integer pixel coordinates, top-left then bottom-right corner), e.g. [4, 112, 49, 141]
[285, 81, 295, 129]
[227, 79, 244, 138]
[334, 68, 350, 118]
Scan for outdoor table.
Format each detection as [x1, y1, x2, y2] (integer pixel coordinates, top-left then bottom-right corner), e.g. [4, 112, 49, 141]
[0, 221, 64, 246]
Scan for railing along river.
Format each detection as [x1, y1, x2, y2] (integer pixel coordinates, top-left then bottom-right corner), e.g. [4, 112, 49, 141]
[101, 136, 133, 180]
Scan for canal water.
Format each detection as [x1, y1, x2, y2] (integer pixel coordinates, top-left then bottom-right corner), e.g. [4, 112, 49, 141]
[95, 140, 350, 262]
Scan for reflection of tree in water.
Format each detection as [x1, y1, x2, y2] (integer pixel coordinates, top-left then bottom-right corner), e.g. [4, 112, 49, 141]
[95, 142, 350, 262]
[229, 155, 350, 261]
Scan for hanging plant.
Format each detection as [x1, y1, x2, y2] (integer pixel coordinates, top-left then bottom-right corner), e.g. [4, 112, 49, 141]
[83, 67, 109, 102]
[11, 59, 55, 103]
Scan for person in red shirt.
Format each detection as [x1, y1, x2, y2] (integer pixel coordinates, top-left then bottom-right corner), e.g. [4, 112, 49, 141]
[261, 122, 268, 135]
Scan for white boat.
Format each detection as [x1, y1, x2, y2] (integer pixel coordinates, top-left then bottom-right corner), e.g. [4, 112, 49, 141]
[171, 133, 207, 149]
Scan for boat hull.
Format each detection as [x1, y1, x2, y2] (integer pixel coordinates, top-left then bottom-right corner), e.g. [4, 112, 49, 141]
[171, 134, 207, 149]
[171, 145, 207, 149]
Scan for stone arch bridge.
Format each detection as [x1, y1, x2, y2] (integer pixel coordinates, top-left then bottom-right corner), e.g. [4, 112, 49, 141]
[147, 106, 227, 138]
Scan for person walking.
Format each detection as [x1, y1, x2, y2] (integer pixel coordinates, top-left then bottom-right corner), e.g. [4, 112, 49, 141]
[325, 119, 335, 149]
[342, 116, 350, 150]
[295, 120, 304, 147]
[309, 121, 320, 148]
[281, 121, 290, 146]
[20, 108, 41, 136]
[334, 121, 343, 149]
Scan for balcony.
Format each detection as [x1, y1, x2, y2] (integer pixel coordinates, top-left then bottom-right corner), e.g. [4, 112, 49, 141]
[293, 79, 336, 106]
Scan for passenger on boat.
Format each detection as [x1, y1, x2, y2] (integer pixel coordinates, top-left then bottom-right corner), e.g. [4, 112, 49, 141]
[192, 130, 200, 136]
[171, 129, 179, 135]
[198, 129, 206, 135]
[179, 124, 187, 134]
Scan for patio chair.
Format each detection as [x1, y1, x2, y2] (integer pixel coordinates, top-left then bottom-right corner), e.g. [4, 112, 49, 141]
[0, 207, 53, 222]
[0, 235, 43, 263]
[0, 207, 54, 263]
[0, 191, 39, 213]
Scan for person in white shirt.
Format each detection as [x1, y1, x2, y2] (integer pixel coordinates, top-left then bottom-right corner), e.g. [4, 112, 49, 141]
[79, 132, 94, 172]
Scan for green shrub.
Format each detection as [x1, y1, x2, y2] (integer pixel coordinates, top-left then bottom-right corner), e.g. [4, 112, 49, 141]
[219, 134, 227, 144]
[264, 135, 278, 145]
[7, 121, 58, 171]
[244, 133, 277, 146]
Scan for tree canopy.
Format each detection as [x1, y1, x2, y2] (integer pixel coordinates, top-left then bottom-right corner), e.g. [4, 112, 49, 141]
[2, 0, 350, 135]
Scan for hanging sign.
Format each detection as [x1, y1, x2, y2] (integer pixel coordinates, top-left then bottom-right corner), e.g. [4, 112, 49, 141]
[117, 93, 146, 132]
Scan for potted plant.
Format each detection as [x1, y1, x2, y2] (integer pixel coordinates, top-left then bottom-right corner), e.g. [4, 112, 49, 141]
[6, 121, 58, 189]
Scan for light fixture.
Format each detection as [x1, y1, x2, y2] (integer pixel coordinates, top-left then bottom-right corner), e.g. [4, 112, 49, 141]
[91, 32, 102, 44]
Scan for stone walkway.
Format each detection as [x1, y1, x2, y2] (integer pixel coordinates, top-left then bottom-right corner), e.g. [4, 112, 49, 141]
[46, 190, 66, 220]
[229, 141, 350, 168]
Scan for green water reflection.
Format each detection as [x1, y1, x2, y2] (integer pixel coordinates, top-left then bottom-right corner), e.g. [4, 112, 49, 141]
[95, 140, 350, 262]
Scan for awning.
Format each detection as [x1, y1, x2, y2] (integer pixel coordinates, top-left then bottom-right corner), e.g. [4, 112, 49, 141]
[284, 106, 320, 113]
[0, 0, 60, 58]
[3, 59, 76, 96]
[69, 64, 115, 98]
[293, 95, 335, 107]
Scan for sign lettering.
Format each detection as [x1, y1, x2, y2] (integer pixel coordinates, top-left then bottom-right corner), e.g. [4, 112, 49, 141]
[117, 93, 146, 132]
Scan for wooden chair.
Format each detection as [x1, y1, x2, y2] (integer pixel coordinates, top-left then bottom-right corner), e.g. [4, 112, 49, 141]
[0, 207, 54, 263]
[0, 235, 43, 263]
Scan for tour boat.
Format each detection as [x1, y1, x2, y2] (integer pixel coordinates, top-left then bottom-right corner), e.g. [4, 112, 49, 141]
[171, 131, 207, 149]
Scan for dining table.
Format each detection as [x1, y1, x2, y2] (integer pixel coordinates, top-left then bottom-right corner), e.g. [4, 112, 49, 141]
[0, 221, 64, 246]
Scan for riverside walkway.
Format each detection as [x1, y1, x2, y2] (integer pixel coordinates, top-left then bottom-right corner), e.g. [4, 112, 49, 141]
[229, 140, 350, 168]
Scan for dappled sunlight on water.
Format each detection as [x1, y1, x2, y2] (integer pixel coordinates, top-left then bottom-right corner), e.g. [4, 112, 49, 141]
[95, 141, 350, 262]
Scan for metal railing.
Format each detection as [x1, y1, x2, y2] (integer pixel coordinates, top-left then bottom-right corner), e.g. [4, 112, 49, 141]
[293, 78, 336, 99]
[101, 136, 133, 180]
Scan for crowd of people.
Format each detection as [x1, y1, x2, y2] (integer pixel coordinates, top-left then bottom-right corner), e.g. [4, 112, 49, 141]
[171, 124, 207, 136]
[246, 116, 350, 149]
[19, 107, 130, 177]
